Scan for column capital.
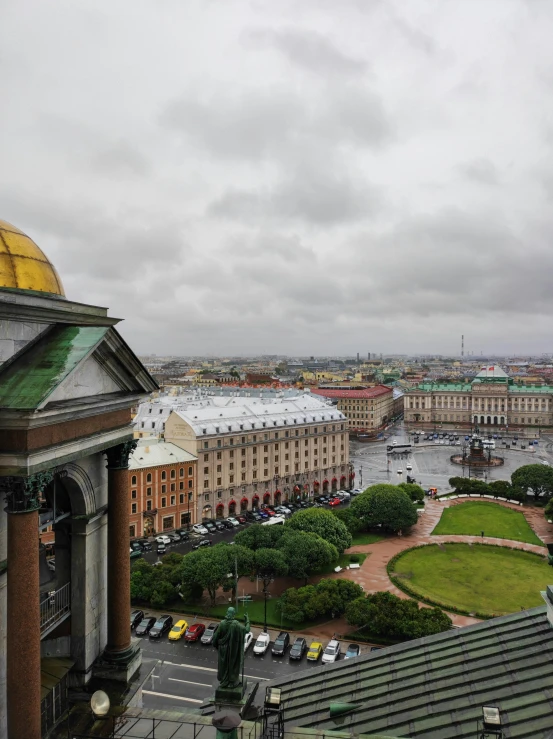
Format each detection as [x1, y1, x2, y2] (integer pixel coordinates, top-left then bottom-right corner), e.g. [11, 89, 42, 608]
[105, 440, 137, 470]
[0, 472, 54, 514]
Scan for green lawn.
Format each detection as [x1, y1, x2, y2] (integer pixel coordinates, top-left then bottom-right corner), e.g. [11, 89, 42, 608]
[350, 531, 385, 547]
[391, 543, 549, 615]
[178, 596, 326, 631]
[432, 501, 543, 545]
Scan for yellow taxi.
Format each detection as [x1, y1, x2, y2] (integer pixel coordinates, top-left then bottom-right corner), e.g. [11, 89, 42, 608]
[168, 619, 188, 641]
[306, 641, 323, 661]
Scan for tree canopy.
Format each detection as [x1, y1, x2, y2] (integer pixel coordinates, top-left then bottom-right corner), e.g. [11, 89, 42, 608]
[345, 591, 452, 640]
[276, 530, 338, 582]
[286, 507, 352, 552]
[279, 578, 364, 623]
[398, 482, 425, 503]
[511, 464, 553, 501]
[350, 484, 418, 532]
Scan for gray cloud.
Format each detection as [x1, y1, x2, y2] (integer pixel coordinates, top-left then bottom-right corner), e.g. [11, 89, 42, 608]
[249, 28, 368, 77]
[1, 0, 553, 356]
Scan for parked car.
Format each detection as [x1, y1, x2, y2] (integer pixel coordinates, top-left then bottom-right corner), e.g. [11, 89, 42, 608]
[345, 643, 360, 659]
[130, 541, 143, 552]
[156, 543, 166, 556]
[149, 615, 173, 639]
[253, 632, 271, 656]
[252, 513, 263, 522]
[289, 637, 307, 660]
[244, 632, 254, 652]
[168, 619, 188, 641]
[221, 519, 235, 529]
[328, 498, 341, 507]
[130, 609, 144, 630]
[201, 623, 219, 645]
[168, 533, 181, 544]
[307, 642, 323, 661]
[135, 616, 156, 637]
[322, 639, 341, 664]
[184, 623, 206, 642]
[272, 631, 290, 657]
[192, 538, 212, 550]
[130, 547, 142, 560]
[139, 539, 153, 551]
[176, 529, 189, 541]
[204, 521, 217, 534]
[214, 521, 226, 532]
[227, 517, 240, 527]
[237, 515, 247, 524]
[156, 535, 171, 546]
[192, 524, 209, 536]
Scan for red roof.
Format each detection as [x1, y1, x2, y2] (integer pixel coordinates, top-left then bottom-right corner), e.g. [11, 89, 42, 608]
[312, 385, 392, 400]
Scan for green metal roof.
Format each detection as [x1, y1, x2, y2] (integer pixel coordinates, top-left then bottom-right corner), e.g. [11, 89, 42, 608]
[265, 606, 553, 739]
[0, 325, 108, 409]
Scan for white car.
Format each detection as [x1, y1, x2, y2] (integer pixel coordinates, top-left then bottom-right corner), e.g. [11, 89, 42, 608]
[244, 632, 254, 652]
[406, 464, 413, 471]
[227, 517, 240, 527]
[253, 632, 271, 656]
[397, 469, 403, 475]
[155, 535, 171, 545]
[192, 524, 208, 536]
[392, 440, 397, 446]
[322, 639, 341, 664]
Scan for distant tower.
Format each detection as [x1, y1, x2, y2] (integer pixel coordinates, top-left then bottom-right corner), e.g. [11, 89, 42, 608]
[368, 352, 371, 360]
[357, 352, 360, 363]
[461, 334, 464, 358]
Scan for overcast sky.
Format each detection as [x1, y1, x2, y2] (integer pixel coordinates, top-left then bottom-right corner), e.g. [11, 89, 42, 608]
[2, 0, 553, 357]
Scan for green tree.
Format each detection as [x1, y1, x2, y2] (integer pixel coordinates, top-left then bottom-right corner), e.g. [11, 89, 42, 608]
[277, 530, 337, 583]
[544, 497, 553, 518]
[179, 544, 232, 605]
[398, 482, 425, 503]
[333, 508, 363, 534]
[511, 464, 553, 501]
[234, 523, 282, 551]
[253, 548, 289, 579]
[286, 507, 352, 552]
[351, 484, 418, 533]
[488, 480, 513, 498]
[278, 585, 316, 623]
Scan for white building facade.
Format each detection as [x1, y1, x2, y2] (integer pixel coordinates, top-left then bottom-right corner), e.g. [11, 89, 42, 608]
[164, 393, 350, 521]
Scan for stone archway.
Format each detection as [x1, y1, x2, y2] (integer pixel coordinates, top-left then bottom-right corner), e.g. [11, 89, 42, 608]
[263, 492, 271, 506]
[494, 416, 498, 425]
[228, 500, 236, 516]
[480, 415, 485, 425]
[240, 497, 248, 512]
[143, 515, 155, 537]
[216, 504, 224, 519]
[487, 416, 491, 425]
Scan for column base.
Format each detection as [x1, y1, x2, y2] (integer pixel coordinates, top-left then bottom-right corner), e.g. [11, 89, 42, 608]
[95, 641, 141, 683]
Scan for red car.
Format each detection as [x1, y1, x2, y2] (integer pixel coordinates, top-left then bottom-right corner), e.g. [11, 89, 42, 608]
[328, 498, 341, 507]
[184, 623, 206, 641]
[237, 515, 247, 524]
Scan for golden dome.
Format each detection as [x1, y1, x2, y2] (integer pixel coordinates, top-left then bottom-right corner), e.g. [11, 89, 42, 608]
[0, 219, 65, 298]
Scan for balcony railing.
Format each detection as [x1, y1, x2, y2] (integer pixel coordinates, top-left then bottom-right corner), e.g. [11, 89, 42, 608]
[40, 581, 71, 636]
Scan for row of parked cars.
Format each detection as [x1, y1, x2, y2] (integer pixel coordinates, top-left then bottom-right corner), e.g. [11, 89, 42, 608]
[131, 609, 366, 663]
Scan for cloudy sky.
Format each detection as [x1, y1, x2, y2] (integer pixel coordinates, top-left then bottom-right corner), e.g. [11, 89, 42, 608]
[2, 0, 553, 357]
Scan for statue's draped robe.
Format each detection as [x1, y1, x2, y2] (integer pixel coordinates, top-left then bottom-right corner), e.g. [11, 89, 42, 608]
[213, 618, 246, 688]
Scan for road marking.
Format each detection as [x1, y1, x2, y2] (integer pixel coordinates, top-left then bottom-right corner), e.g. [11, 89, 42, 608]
[164, 661, 217, 672]
[143, 690, 202, 703]
[169, 677, 211, 687]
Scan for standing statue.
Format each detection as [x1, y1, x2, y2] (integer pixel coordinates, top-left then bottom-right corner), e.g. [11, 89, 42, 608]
[213, 607, 250, 693]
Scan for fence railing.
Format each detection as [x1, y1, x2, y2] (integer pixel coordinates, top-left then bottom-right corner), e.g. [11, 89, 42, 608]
[40, 581, 71, 635]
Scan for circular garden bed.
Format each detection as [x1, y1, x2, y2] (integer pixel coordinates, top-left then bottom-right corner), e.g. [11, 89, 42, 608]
[388, 542, 549, 618]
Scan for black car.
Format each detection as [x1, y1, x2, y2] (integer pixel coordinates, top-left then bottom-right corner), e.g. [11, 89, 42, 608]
[135, 616, 156, 636]
[130, 609, 144, 630]
[222, 519, 234, 529]
[214, 521, 226, 532]
[252, 513, 263, 522]
[149, 615, 173, 639]
[130, 541, 143, 552]
[156, 543, 167, 556]
[139, 539, 153, 551]
[289, 637, 307, 660]
[201, 623, 219, 645]
[192, 538, 212, 550]
[272, 631, 290, 656]
[176, 530, 190, 542]
[204, 521, 217, 534]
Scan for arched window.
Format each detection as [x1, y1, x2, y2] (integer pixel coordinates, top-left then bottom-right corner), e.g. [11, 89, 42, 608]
[131, 475, 137, 486]
[146, 473, 152, 483]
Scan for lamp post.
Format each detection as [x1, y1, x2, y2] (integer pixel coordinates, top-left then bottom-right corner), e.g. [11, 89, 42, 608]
[359, 467, 363, 487]
[477, 706, 503, 739]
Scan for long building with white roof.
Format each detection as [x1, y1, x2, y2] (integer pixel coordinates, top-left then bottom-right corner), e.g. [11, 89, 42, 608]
[164, 393, 350, 521]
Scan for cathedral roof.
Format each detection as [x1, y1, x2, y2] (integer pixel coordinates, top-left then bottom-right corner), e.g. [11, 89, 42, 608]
[0, 219, 65, 298]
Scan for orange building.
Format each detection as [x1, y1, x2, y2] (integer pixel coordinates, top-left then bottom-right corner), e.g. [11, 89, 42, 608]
[128, 440, 197, 538]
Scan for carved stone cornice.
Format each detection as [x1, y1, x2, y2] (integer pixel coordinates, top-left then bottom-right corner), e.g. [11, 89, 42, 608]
[105, 440, 137, 470]
[0, 471, 54, 513]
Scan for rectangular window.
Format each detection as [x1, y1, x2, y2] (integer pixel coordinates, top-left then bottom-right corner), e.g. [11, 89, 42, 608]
[170, 483, 175, 491]
[217, 464, 222, 472]
[161, 471, 166, 481]
[204, 466, 209, 474]
[146, 500, 152, 511]
[203, 480, 209, 489]
[230, 475, 234, 483]
[131, 490, 137, 499]
[188, 479, 193, 488]
[131, 503, 137, 514]
[180, 468, 184, 477]
[170, 469, 176, 479]
[217, 477, 222, 486]
[217, 452, 222, 460]
[179, 481, 184, 490]
[204, 441, 208, 449]
[241, 473, 246, 481]
[204, 493, 210, 501]
[161, 484, 166, 493]
[204, 453, 208, 461]
[161, 497, 166, 507]
[129, 525, 136, 538]
[170, 495, 176, 505]
[217, 490, 222, 498]
[179, 494, 184, 504]
[180, 512, 190, 526]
